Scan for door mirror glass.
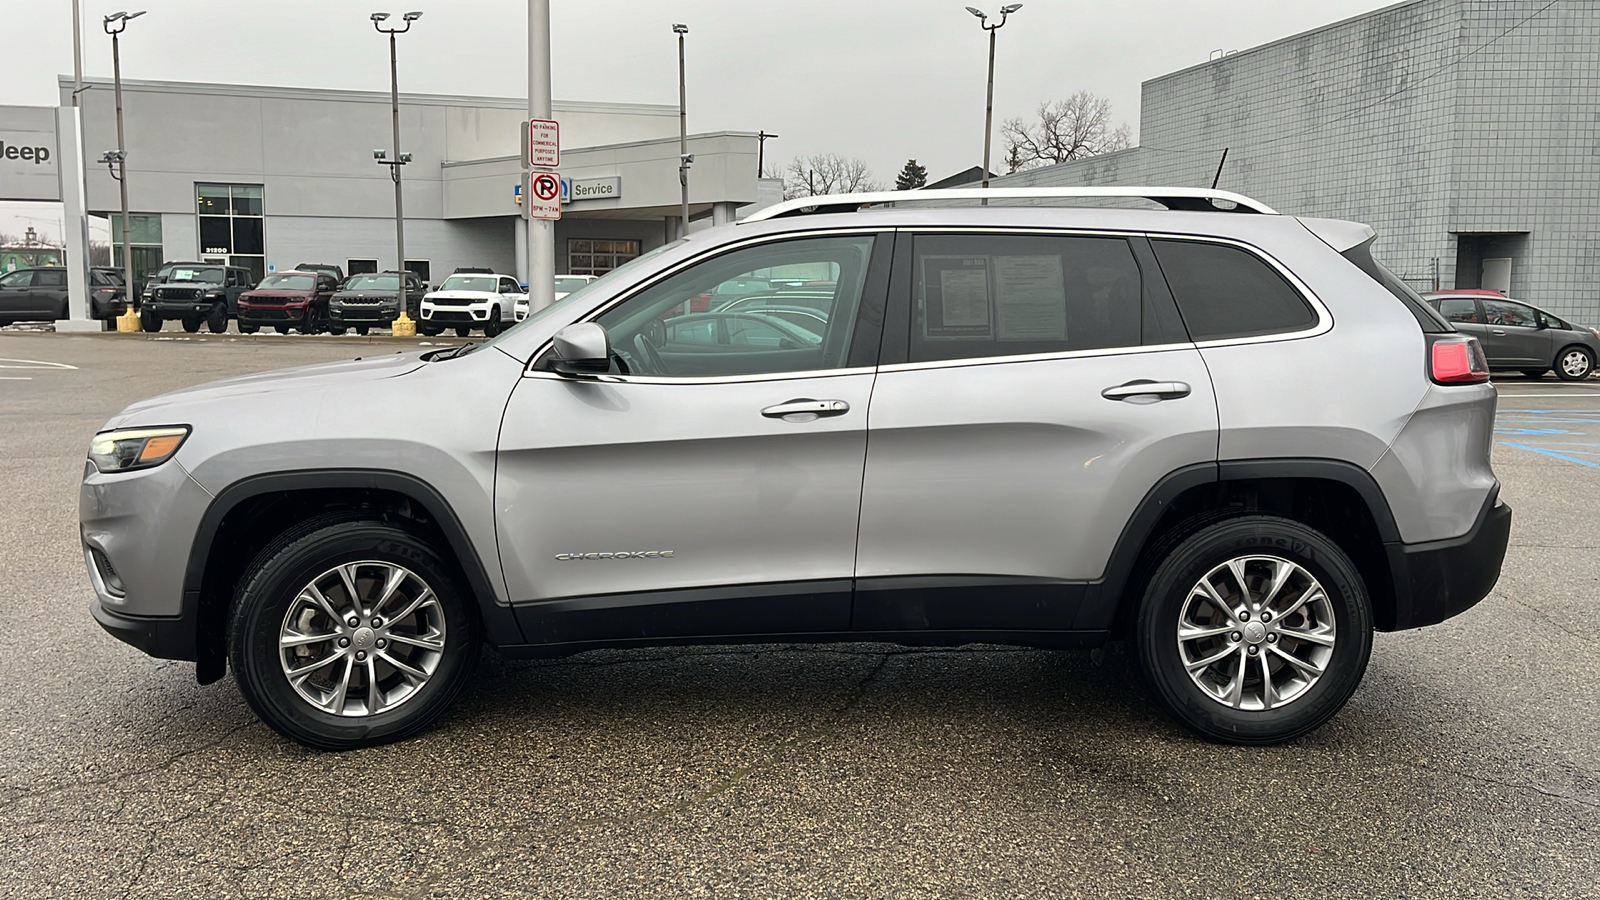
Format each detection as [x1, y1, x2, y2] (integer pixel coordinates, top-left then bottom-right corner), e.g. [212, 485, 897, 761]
[549, 322, 611, 376]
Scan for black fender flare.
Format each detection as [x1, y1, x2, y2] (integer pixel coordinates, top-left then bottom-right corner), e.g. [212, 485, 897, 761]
[185, 469, 522, 681]
[1077, 458, 1401, 630]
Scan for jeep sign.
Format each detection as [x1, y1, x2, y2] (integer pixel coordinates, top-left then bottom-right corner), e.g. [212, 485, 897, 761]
[0, 106, 62, 202]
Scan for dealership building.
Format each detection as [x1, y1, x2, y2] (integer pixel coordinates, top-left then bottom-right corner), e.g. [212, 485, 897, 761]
[18, 77, 767, 287]
[994, 0, 1600, 322]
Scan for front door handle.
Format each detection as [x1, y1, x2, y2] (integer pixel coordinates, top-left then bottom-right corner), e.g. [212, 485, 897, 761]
[1491, 329, 1507, 335]
[761, 398, 850, 420]
[1101, 380, 1192, 402]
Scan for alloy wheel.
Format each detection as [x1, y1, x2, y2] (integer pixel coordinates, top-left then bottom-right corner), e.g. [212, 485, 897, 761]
[1176, 555, 1336, 711]
[278, 560, 447, 717]
[1560, 348, 1592, 379]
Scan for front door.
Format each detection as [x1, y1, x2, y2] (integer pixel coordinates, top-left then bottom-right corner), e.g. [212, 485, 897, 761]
[1479, 297, 1551, 368]
[854, 230, 1218, 633]
[495, 232, 890, 646]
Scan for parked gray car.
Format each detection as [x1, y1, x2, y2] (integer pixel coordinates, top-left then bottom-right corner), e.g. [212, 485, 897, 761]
[1423, 290, 1600, 380]
[81, 187, 1511, 750]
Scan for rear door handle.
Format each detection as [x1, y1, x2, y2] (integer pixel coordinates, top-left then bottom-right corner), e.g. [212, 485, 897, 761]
[761, 398, 850, 420]
[1101, 380, 1192, 402]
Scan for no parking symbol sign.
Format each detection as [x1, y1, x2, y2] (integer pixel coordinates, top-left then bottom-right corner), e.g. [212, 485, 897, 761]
[524, 170, 561, 220]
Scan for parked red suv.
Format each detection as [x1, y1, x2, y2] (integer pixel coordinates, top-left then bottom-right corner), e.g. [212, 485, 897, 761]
[237, 270, 339, 334]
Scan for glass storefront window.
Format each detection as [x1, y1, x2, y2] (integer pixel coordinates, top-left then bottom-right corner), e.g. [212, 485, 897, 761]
[567, 239, 640, 276]
[196, 183, 264, 285]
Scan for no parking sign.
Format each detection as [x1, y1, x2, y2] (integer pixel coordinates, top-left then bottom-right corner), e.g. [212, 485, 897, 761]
[525, 170, 561, 220]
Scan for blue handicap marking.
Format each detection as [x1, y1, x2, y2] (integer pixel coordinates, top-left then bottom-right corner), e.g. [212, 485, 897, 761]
[1496, 427, 1581, 435]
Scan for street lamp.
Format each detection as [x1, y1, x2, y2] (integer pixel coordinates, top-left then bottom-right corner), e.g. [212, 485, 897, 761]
[104, 10, 145, 310]
[967, 4, 1022, 201]
[373, 10, 422, 333]
[673, 24, 690, 238]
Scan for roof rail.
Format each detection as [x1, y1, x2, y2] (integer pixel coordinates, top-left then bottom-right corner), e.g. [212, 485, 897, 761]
[741, 186, 1278, 223]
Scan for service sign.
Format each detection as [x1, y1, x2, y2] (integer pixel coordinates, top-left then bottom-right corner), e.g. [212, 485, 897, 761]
[0, 105, 61, 203]
[527, 118, 559, 169]
[562, 176, 621, 203]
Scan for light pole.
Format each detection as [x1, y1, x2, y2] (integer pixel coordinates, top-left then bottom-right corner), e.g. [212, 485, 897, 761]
[673, 23, 690, 239]
[372, 10, 421, 333]
[104, 11, 144, 310]
[966, 4, 1022, 201]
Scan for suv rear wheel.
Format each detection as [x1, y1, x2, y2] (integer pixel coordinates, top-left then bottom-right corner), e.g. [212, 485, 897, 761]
[1134, 515, 1373, 745]
[1556, 346, 1594, 381]
[227, 518, 480, 750]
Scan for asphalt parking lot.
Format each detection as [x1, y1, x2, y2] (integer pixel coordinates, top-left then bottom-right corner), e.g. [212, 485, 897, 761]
[1, 331, 1596, 899]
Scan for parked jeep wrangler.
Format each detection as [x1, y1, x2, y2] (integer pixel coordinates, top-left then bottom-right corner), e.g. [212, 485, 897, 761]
[141, 264, 252, 333]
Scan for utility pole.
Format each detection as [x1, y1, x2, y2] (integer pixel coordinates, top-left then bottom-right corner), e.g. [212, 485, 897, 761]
[372, 11, 421, 333]
[674, 24, 691, 239]
[527, 0, 555, 312]
[104, 11, 143, 318]
[966, 5, 1023, 204]
[757, 129, 778, 179]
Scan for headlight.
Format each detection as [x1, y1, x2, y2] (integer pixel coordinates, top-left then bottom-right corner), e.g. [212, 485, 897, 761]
[88, 426, 191, 473]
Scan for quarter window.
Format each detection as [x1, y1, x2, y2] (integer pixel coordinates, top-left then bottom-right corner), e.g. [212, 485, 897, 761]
[594, 235, 875, 378]
[1152, 239, 1316, 341]
[909, 233, 1144, 364]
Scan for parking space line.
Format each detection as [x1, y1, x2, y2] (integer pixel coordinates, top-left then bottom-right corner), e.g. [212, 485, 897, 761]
[0, 358, 79, 370]
[1499, 442, 1600, 468]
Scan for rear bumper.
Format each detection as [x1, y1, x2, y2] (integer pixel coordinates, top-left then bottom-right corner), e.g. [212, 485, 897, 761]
[1382, 494, 1512, 630]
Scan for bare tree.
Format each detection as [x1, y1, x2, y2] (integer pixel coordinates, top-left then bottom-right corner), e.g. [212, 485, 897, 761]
[782, 154, 883, 199]
[1001, 91, 1132, 172]
[89, 242, 112, 266]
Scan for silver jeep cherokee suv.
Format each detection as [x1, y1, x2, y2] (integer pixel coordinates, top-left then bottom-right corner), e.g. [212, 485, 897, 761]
[81, 187, 1511, 750]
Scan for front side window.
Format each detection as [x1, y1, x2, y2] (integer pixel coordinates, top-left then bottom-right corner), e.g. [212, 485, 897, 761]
[1435, 297, 1480, 323]
[910, 233, 1144, 364]
[595, 235, 875, 378]
[1152, 239, 1316, 341]
[0, 270, 28, 288]
[1482, 299, 1538, 328]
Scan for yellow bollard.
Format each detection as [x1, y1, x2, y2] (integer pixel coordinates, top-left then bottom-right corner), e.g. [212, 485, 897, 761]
[391, 310, 417, 337]
[117, 308, 142, 333]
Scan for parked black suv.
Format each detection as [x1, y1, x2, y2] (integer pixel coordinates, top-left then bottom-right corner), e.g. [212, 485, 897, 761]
[0, 265, 128, 325]
[328, 270, 424, 335]
[294, 263, 346, 283]
[140, 260, 206, 308]
[142, 264, 253, 333]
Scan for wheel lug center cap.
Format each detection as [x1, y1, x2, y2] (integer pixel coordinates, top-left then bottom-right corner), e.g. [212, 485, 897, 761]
[351, 626, 376, 651]
[1242, 621, 1268, 645]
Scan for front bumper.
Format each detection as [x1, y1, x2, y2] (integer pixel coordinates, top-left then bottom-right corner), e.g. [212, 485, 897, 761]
[1382, 493, 1512, 630]
[240, 305, 309, 324]
[91, 595, 197, 661]
[421, 308, 490, 325]
[330, 304, 397, 325]
[151, 300, 220, 317]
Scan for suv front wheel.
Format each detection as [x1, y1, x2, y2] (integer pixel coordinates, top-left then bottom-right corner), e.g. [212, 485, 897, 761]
[227, 518, 480, 750]
[1134, 515, 1373, 745]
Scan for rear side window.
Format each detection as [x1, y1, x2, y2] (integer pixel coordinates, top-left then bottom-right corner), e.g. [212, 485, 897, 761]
[1436, 297, 1480, 324]
[910, 233, 1144, 363]
[1151, 239, 1316, 341]
[34, 269, 67, 288]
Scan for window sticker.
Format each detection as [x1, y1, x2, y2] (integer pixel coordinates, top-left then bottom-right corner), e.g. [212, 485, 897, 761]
[921, 256, 992, 339]
[994, 255, 1067, 341]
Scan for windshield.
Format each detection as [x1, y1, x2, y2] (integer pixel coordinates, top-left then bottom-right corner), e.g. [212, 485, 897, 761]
[554, 277, 591, 293]
[480, 240, 686, 353]
[169, 267, 224, 283]
[257, 274, 314, 290]
[344, 275, 399, 291]
[440, 275, 498, 292]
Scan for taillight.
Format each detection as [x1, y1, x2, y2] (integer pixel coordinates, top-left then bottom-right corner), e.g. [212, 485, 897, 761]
[1429, 335, 1490, 385]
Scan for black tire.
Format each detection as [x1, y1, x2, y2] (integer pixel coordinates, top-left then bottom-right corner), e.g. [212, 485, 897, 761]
[454, 325, 472, 338]
[1520, 369, 1548, 380]
[328, 325, 347, 336]
[484, 308, 502, 337]
[140, 309, 163, 332]
[419, 323, 443, 337]
[1555, 345, 1594, 381]
[1134, 514, 1373, 745]
[227, 517, 480, 750]
[182, 316, 202, 333]
[356, 325, 370, 336]
[238, 323, 260, 334]
[206, 302, 228, 334]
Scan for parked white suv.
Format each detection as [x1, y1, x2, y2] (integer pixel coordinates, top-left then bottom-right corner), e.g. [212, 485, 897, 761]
[420, 272, 524, 337]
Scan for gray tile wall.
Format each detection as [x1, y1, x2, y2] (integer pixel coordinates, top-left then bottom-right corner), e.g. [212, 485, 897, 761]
[995, 0, 1600, 320]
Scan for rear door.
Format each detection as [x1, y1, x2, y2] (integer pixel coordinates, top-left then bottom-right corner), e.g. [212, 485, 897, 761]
[30, 269, 68, 319]
[854, 230, 1216, 633]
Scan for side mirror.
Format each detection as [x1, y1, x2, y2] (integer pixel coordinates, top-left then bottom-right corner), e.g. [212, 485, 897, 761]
[548, 322, 611, 376]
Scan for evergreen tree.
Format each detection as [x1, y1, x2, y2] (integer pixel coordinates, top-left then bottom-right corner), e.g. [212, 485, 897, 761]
[894, 159, 928, 191]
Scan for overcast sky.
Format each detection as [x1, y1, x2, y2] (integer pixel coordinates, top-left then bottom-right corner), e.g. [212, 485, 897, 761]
[2, 0, 1400, 241]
